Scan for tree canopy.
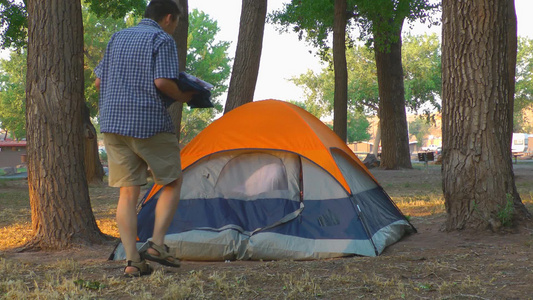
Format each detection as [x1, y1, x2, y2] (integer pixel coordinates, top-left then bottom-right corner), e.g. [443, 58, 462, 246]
[269, 0, 439, 59]
[290, 33, 441, 118]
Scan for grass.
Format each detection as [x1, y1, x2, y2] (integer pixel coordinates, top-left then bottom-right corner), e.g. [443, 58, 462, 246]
[1, 167, 533, 299]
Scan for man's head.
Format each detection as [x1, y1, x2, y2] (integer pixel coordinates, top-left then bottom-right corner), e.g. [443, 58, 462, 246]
[145, 0, 181, 34]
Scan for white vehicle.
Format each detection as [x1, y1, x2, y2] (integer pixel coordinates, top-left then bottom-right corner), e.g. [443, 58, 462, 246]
[422, 144, 439, 152]
[511, 133, 529, 153]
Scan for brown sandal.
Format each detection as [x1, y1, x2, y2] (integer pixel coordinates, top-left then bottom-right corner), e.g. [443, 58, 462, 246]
[142, 241, 181, 268]
[123, 259, 153, 277]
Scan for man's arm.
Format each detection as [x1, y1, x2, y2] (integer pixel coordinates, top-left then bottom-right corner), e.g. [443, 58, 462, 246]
[154, 78, 195, 103]
[95, 77, 101, 92]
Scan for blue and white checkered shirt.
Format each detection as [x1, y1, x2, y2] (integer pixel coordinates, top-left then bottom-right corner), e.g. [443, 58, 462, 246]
[95, 19, 179, 138]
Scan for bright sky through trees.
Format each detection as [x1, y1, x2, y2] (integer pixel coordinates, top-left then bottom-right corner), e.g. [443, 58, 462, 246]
[188, 0, 533, 102]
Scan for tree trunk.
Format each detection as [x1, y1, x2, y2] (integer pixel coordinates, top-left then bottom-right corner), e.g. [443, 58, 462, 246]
[442, 0, 531, 231]
[223, 0, 267, 114]
[168, 0, 189, 142]
[375, 25, 412, 170]
[332, 0, 348, 142]
[25, 0, 105, 249]
[82, 104, 104, 184]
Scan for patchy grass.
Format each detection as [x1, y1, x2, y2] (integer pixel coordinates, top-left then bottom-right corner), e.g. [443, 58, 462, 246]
[0, 165, 532, 299]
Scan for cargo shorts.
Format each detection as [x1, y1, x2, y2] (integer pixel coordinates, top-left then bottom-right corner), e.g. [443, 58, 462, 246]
[103, 132, 182, 187]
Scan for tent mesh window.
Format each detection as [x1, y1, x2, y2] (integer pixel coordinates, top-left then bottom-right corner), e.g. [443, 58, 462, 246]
[215, 153, 289, 198]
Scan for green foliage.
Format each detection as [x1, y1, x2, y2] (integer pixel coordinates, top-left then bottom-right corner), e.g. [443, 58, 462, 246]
[269, 0, 337, 60]
[409, 117, 432, 146]
[82, 5, 139, 118]
[179, 9, 231, 146]
[0, 0, 27, 49]
[355, 0, 440, 50]
[85, 0, 146, 20]
[269, 0, 439, 57]
[73, 279, 106, 290]
[498, 194, 515, 227]
[514, 37, 533, 132]
[0, 49, 26, 138]
[402, 33, 441, 114]
[0, 0, 146, 50]
[291, 34, 441, 117]
[346, 110, 371, 143]
[288, 99, 370, 143]
[186, 9, 231, 101]
[0, 5, 231, 146]
[324, 110, 370, 143]
[98, 150, 108, 164]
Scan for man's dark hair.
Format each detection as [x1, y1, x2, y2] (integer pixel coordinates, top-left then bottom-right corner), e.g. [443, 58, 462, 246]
[144, 0, 181, 22]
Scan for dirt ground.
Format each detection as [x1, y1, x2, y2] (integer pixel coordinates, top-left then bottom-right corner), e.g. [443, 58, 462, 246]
[1, 163, 532, 299]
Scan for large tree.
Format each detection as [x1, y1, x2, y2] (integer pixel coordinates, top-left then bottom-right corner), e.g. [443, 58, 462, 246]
[271, 0, 438, 169]
[25, 0, 105, 248]
[223, 0, 267, 114]
[442, 0, 530, 230]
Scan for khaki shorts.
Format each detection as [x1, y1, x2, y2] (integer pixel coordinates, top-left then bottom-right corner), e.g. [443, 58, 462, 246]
[103, 133, 182, 187]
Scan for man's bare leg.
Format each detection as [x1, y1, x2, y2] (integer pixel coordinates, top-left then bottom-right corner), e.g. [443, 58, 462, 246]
[116, 185, 141, 273]
[148, 178, 182, 253]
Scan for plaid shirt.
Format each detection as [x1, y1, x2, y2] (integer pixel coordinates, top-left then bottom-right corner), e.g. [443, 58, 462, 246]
[95, 19, 179, 138]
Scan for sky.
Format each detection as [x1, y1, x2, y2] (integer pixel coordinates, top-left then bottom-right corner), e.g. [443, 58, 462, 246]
[1, 0, 532, 102]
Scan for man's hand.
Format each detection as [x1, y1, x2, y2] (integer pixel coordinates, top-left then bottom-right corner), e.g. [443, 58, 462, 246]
[181, 90, 197, 103]
[154, 78, 196, 103]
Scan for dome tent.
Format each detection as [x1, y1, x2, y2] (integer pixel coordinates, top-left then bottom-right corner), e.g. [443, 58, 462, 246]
[112, 100, 415, 261]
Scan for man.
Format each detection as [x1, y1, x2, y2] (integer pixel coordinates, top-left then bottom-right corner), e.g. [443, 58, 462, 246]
[95, 0, 194, 277]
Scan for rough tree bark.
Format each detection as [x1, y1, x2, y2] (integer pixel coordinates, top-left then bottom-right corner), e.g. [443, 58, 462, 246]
[168, 0, 189, 142]
[223, 0, 267, 114]
[332, 0, 348, 142]
[375, 25, 412, 170]
[442, 0, 531, 231]
[25, 0, 105, 249]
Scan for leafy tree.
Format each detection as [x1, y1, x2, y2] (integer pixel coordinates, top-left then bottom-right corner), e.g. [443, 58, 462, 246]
[408, 117, 431, 147]
[270, 0, 439, 169]
[442, 0, 530, 231]
[82, 5, 138, 118]
[0, 49, 26, 139]
[290, 99, 370, 143]
[0, 0, 26, 49]
[346, 110, 371, 143]
[402, 33, 441, 115]
[1, 3, 231, 148]
[84, 0, 145, 20]
[290, 34, 441, 120]
[514, 37, 533, 132]
[179, 8, 231, 145]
